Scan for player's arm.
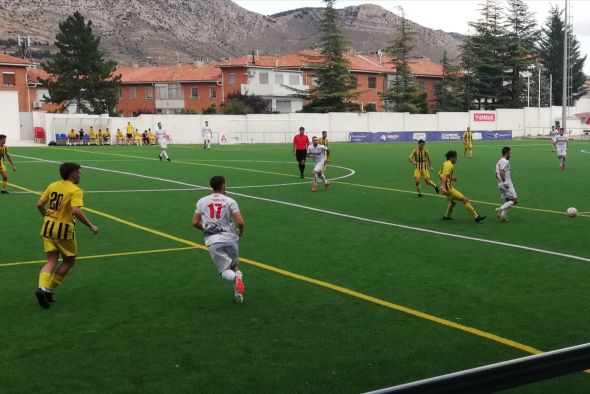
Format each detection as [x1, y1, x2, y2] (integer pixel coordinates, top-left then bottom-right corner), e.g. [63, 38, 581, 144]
[72, 207, 99, 234]
[232, 211, 244, 238]
[292, 138, 297, 155]
[498, 166, 509, 188]
[425, 151, 432, 169]
[408, 151, 415, 165]
[192, 212, 203, 231]
[440, 174, 449, 195]
[6, 150, 15, 171]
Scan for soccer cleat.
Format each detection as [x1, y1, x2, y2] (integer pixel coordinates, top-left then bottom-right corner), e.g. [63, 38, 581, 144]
[324, 182, 330, 191]
[167, 158, 171, 162]
[234, 271, 245, 294]
[311, 184, 318, 192]
[158, 155, 162, 161]
[0, 190, 8, 194]
[46, 292, 56, 303]
[417, 193, 423, 198]
[475, 215, 487, 223]
[35, 288, 51, 309]
[234, 292, 244, 303]
[495, 207, 502, 220]
[434, 185, 440, 194]
[442, 216, 453, 220]
[501, 217, 510, 222]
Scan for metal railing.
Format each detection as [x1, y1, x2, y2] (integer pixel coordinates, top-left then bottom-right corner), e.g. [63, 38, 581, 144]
[366, 343, 590, 394]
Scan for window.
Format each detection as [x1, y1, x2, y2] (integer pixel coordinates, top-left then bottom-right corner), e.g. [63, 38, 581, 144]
[117, 87, 122, 99]
[130, 87, 137, 100]
[228, 73, 236, 85]
[418, 79, 426, 91]
[209, 86, 217, 99]
[191, 87, 199, 99]
[145, 86, 153, 99]
[289, 74, 299, 85]
[276, 100, 292, 113]
[2, 72, 16, 87]
[368, 76, 377, 89]
[259, 72, 269, 84]
[275, 73, 284, 85]
[350, 74, 358, 89]
[155, 84, 183, 100]
[311, 76, 319, 87]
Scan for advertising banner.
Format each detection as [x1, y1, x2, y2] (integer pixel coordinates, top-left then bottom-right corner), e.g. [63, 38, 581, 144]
[349, 130, 512, 143]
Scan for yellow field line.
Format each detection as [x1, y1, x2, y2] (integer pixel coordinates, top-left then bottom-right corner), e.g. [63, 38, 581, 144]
[11, 181, 554, 358]
[49, 147, 585, 219]
[0, 246, 197, 268]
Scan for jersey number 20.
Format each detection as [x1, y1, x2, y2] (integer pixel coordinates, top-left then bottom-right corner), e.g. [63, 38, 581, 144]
[49, 192, 64, 210]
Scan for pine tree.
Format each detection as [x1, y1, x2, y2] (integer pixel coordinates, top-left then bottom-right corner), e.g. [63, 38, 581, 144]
[434, 51, 464, 112]
[301, 0, 358, 113]
[379, 9, 423, 113]
[539, 5, 587, 106]
[503, 0, 538, 108]
[464, 0, 508, 109]
[41, 12, 121, 114]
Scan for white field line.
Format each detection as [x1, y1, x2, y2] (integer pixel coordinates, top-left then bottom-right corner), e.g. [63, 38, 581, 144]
[12, 154, 590, 263]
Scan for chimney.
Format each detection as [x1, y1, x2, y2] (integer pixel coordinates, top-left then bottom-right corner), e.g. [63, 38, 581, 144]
[251, 50, 256, 65]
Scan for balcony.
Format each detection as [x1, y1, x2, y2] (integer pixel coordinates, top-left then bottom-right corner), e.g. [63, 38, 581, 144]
[240, 83, 309, 98]
[155, 99, 185, 110]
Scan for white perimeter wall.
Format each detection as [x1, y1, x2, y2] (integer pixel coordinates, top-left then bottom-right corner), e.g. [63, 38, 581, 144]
[0, 92, 20, 142]
[23, 100, 590, 145]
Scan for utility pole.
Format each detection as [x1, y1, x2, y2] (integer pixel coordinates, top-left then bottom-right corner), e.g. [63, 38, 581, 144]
[561, 0, 568, 130]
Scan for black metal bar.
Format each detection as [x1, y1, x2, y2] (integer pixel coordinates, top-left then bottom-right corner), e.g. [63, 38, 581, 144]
[365, 343, 590, 394]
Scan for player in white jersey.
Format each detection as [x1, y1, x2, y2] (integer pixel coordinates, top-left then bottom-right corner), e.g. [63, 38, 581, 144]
[156, 122, 171, 162]
[494, 147, 518, 221]
[202, 121, 212, 150]
[555, 128, 568, 170]
[193, 176, 245, 302]
[307, 136, 330, 192]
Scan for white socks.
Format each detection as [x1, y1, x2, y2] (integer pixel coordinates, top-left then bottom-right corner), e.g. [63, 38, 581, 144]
[160, 150, 169, 160]
[221, 270, 236, 282]
[500, 200, 514, 211]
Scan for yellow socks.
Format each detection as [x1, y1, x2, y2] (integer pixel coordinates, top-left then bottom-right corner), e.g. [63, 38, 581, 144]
[48, 274, 64, 290]
[0, 180, 6, 190]
[38, 272, 52, 289]
[465, 202, 477, 218]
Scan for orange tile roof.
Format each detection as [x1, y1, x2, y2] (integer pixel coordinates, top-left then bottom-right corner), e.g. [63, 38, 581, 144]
[217, 50, 442, 77]
[27, 67, 51, 84]
[115, 64, 221, 84]
[0, 53, 36, 66]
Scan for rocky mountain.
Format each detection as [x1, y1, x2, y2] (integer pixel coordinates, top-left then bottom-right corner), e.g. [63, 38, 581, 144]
[0, 0, 463, 66]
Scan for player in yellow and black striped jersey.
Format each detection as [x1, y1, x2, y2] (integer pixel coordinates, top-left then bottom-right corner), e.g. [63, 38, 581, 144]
[318, 130, 330, 173]
[464, 127, 473, 158]
[35, 162, 99, 309]
[0, 134, 16, 194]
[408, 139, 438, 197]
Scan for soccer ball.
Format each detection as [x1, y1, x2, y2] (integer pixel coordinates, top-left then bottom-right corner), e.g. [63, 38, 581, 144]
[566, 207, 578, 218]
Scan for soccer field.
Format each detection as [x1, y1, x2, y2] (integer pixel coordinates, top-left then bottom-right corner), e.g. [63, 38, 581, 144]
[2, 140, 590, 393]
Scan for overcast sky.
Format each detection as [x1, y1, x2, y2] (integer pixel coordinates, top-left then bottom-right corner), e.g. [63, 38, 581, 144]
[232, 0, 590, 74]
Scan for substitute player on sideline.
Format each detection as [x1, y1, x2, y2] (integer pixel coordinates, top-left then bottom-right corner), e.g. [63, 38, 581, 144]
[0, 134, 16, 194]
[495, 147, 518, 221]
[35, 162, 99, 309]
[202, 121, 212, 150]
[156, 122, 171, 162]
[440, 150, 486, 223]
[408, 139, 439, 197]
[307, 136, 330, 192]
[555, 128, 568, 170]
[293, 127, 310, 178]
[193, 176, 245, 302]
[463, 127, 473, 158]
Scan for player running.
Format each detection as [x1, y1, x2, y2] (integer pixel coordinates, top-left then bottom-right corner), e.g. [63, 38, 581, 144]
[35, 162, 99, 309]
[440, 150, 486, 223]
[318, 130, 329, 174]
[307, 136, 330, 192]
[555, 128, 568, 170]
[202, 121, 212, 150]
[463, 127, 473, 158]
[408, 139, 439, 197]
[293, 127, 310, 178]
[156, 122, 171, 162]
[495, 147, 518, 221]
[193, 176, 245, 302]
[0, 134, 16, 194]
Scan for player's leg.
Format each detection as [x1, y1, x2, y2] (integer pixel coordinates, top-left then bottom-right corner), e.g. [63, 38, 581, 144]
[0, 168, 8, 193]
[36, 246, 60, 308]
[424, 175, 439, 194]
[443, 200, 456, 220]
[207, 138, 211, 150]
[458, 194, 485, 222]
[210, 243, 244, 301]
[414, 176, 422, 197]
[319, 169, 330, 191]
[468, 145, 473, 158]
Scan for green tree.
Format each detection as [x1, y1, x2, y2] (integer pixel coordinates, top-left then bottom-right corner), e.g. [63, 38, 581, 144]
[434, 51, 465, 112]
[503, 0, 539, 108]
[223, 92, 270, 114]
[300, 0, 358, 113]
[41, 12, 120, 114]
[539, 5, 587, 105]
[381, 8, 426, 113]
[463, 0, 508, 109]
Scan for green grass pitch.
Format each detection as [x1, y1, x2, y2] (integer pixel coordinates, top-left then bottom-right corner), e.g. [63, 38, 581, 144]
[2, 139, 590, 393]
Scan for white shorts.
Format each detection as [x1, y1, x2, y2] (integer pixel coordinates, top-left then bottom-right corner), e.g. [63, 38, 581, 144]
[159, 141, 168, 149]
[556, 148, 567, 156]
[208, 242, 239, 274]
[203, 134, 212, 141]
[498, 184, 517, 200]
[313, 160, 325, 173]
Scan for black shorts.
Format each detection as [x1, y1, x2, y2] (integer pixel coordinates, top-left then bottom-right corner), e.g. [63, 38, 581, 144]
[296, 150, 307, 162]
[126, 133, 133, 139]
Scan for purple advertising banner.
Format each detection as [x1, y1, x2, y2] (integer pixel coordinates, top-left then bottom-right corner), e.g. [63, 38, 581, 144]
[349, 130, 512, 143]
